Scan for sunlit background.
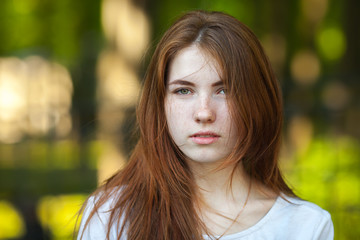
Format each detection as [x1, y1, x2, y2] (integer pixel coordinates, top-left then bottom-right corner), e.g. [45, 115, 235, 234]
[0, 0, 359, 239]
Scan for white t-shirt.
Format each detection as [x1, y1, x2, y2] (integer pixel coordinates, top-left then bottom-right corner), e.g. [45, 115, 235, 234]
[78, 194, 334, 240]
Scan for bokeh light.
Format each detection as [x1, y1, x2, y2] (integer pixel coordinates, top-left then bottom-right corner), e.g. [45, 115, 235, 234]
[97, 51, 140, 108]
[322, 81, 350, 110]
[301, 0, 328, 24]
[261, 34, 287, 75]
[288, 115, 314, 155]
[97, 0, 149, 183]
[37, 194, 87, 239]
[290, 50, 321, 85]
[0, 56, 73, 144]
[0, 201, 25, 239]
[316, 27, 346, 61]
[101, 0, 150, 63]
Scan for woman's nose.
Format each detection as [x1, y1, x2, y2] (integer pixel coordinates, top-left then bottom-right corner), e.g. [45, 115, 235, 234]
[194, 97, 216, 123]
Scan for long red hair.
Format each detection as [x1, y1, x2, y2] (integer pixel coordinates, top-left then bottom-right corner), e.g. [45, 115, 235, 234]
[79, 10, 294, 240]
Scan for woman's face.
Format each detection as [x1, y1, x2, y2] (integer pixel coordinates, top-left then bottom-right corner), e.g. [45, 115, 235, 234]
[165, 45, 238, 165]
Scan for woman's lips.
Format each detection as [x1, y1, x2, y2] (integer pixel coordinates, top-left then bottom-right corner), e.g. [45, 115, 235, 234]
[190, 132, 220, 145]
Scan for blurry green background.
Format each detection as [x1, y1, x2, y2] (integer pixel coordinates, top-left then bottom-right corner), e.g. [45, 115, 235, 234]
[0, 0, 359, 239]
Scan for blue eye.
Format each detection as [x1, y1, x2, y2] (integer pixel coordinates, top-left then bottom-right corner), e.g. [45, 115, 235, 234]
[176, 88, 191, 95]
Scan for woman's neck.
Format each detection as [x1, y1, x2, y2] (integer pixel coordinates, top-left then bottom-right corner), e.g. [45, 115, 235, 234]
[189, 161, 251, 203]
[188, 160, 278, 236]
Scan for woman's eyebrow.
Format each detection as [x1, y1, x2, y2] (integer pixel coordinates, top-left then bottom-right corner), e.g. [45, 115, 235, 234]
[168, 80, 223, 87]
[211, 80, 224, 87]
[168, 80, 195, 86]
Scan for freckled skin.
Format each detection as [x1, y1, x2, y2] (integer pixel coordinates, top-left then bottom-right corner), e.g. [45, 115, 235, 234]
[165, 45, 238, 165]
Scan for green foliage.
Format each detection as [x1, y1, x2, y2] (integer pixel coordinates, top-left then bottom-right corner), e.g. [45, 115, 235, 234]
[0, 0, 358, 239]
[316, 27, 346, 62]
[0, 140, 100, 198]
[0, 201, 25, 239]
[37, 194, 87, 240]
[285, 136, 360, 239]
[0, 0, 102, 67]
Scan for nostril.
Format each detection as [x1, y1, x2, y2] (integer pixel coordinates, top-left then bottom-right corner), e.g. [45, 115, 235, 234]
[194, 109, 215, 123]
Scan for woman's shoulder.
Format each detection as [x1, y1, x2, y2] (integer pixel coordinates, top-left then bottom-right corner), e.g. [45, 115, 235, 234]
[276, 195, 332, 221]
[77, 188, 124, 240]
[211, 194, 334, 240]
[263, 195, 334, 239]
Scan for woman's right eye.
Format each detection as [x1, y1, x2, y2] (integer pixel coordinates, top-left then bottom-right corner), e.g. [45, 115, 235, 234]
[175, 88, 191, 95]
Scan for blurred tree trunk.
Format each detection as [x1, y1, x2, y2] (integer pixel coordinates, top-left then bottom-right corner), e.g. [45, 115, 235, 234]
[343, 0, 360, 74]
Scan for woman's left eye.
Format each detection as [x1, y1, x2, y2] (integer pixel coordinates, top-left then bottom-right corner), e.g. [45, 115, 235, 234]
[217, 88, 226, 95]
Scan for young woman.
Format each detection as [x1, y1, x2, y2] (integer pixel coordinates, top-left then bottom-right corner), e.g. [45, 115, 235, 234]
[78, 10, 334, 240]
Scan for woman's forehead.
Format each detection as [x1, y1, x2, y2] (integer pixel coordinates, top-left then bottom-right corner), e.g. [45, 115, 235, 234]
[168, 45, 223, 83]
